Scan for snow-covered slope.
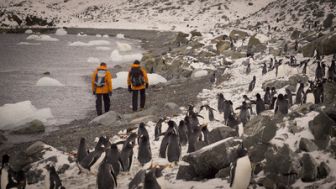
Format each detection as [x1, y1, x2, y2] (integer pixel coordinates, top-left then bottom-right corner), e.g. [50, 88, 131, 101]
[1, 0, 273, 31]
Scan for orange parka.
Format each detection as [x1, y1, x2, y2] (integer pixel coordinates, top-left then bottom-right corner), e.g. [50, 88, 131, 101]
[91, 65, 112, 94]
[127, 64, 148, 90]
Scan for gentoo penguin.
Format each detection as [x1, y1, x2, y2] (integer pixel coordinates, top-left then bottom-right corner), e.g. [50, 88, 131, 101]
[1, 154, 26, 189]
[129, 165, 165, 189]
[236, 101, 250, 126]
[245, 63, 251, 75]
[138, 125, 152, 166]
[177, 120, 188, 146]
[200, 105, 216, 122]
[120, 133, 137, 171]
[159, 120, 177, 158]
[97, 162, 117, 189]
[167, 130, 181, 163]
[77, 137, 88, 163]
[230, 144, 252, 189]
[187, 126, 202, 153]
[295, 83, 305, 105]
[45, 164, 66, 189]
[262, 63, 267, 75]
[263, 87, 272, 106]
[274, 94, 289, 115]
[223, 100, 233, 125]
[217, 93, 225, 113]
[154, 118, 165, 141]
[248, 76, 256, 92]
[253, 93, 265, 115]
[200, 125, 209, 144]
[104, 144, 124, 176]
[315, 61, 323, 81]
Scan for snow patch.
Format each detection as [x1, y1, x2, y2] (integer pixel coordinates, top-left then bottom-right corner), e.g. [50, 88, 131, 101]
[0, 101, 54, 130]
[110, 50, 143, 63]
[36, 77, 64, 87]
[193, 70, 209, 78]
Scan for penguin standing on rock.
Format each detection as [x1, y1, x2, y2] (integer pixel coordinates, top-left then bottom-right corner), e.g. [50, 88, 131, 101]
[45, 164, 65, 189]
[230, 143, 252, 189]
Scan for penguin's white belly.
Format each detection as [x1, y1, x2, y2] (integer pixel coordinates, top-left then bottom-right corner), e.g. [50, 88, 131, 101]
[231, 156, 252, 189]
[91, 152, 106, 175]
[44, 170, 50, 189]
[306, 93, 315, 104]
[1, 168, 9, 189]
[238, 124, 244, 137]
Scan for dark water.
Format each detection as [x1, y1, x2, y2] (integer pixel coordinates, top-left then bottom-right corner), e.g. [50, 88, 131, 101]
[0, 32, 142, 125]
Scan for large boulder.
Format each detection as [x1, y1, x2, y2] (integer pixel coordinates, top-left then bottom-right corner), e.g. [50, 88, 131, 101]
[190, 30, 202, 37]
[323, 82, 336, 105]
[229, 30, 249, 40]
[208, 127, 237, 144]
[323, 13, 335, 29]
[89, 111, 124, 126]
[176, 165, 198, 181]
[181, 137, 241, 178]
[247, 35, 267, 53]
[12, 120, 45, 134]
[302, 32, 336, 57]
[317, 162, 330, 179]
[174, 32, 189, 46]
[291, 30, 301, 40]
[309, 111, 336, 148]
[248, 143, 270, 163]
[244, 115, 277, 148]
[299, 138, 318, 152]
[262, 79, 289, 90]
[301, 153, 318, 182]
[216, 40, 231, 54]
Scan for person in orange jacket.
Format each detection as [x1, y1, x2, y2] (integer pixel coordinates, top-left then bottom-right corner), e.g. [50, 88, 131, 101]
[92, 62, 112, 115]
[127, 60, 149, 111]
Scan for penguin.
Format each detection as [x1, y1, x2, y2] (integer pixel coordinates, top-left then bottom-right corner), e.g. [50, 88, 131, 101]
[159, 120, 177, 158]
[45, 164, 66, 189]
[154, 118, 165, 141]
[138, 126, 152, 166]
[248, 76, 256, 92]
[245, 63, 251, 75]
[210, 72, 216, 84]
[230, 143, 252, 189]
[200, 105, 216, 121]
[285, 88, 294, 107]
[274, 94, 289, 115]
[77, 137, 88, 163]
[187, 126, 202, 153]
[217, 93, 225, 113]
[200, 125, 209, 144]
[315, 61, 324, 81]
[104, 144, 123, 176]
[253, 93, 265, 114]
[302, 60, 308, 75]
[97, 162, 117, 189]
[167, 130, 181, 163]
[262, 63, 267, 75]
[313, 80, 324, 104]
[263, 87, 272, 106]
[223, 100, 234, 126]
[128, 169, 146, 189]
[269, 58, 274, 70]
[178, 120, 188, 146]
[236, 102, 250, 126]
[295, 83, 305, 104]
[1, 154, 26, 189]
[242, 95, 253, 115]
[120, 133, 137, 171]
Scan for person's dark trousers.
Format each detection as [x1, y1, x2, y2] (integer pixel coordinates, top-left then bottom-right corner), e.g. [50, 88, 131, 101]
[132, 89, 146, 111]
[96, 93, 110, 115]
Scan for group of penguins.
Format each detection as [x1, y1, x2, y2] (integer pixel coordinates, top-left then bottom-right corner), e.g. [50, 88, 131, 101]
[0, 103, 252, 189]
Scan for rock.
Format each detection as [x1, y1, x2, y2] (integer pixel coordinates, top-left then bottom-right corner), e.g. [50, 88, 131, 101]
[215, 166, 231, 179]
[222, 50, 246, 59]
[189, 41, 204, 49]
[190, 30, 202, 37]
[288, 74, 309, 88]
[208, 127, 237, 144]
[210, 35, 229, 43]
[43, 71, 50, 75]
[174, 32, 189, 46]
[301, 153, 318, 182]
[248, 143, 270, 163]
[264, 145, 301, 186]
[25, 141, 46, 156]
[247, 35, 267, 53]
[323, 13, 334, 29]
[244, 115, 277, 148]
[324, 82, 336, 105]
[182, 137, 241, 178]
[26, 169, 43, 184]
[25, 15, 54, 26]
[190, 69, 208, 79]
[262, 79, 289, 90]
[163, 102, 181, 114]
[268, 47, 281, 56]
[317, 162, 330, 179]
[12, 120, 45, 134]
[129, 115, 156, 125]
[0, 131, 7, 145]
[309, 111, 335, 148]
[292, 103, 316, 115]
[58, 164, 70, 174]
[89, 111, 123, 126]
[216, 40, 231, 54]
[142, 53, 157, 74]
[176, 165, 198, 181]
[302, 31, 336, 57]
[229, 30, 249, 40]
[299, 138, 318, 152]
[291, 30, 301, 40]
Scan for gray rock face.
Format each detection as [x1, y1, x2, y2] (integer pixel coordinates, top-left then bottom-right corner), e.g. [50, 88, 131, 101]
[229, 30, 249, 40]
[291, 30, 301, 40]
[317, 162, 330, 180]
[89, 111, 123, 126]
[176, 165, 198, 181]
[244, 115, 277, 148]
[324, 82, 336, 105]
[301, 153, 318, 182]
[247, 35, 267, 53]
[0, 131, 7, 145]
[12, 119, 45, 134]
[182, 137, 241, 178]
[215, 166, 231, 179]
[309, 112, 335, 148]
[248, 143, 270, 163]
[302, 31, 336, 57]
[208, 127, 237, 144]
[299, 138, 318, 152]
[216, 40, 231, 54]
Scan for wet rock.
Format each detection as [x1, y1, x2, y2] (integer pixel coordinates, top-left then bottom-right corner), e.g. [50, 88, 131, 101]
[309, 111, 335, 149]
[244, 115, 277, 148]
[89, 111, 123, 126]
[208, 127, 237, 144]
[176, 165, 198, 181]
[302, 31, 336, 57]
[190, 30, 202, 37]
[247, 35, 267, 53]
[317, 162, 330, 179]
[299, 138, 318, 152]
[301, 153, 318, 182]
[216, 40, 230, 54]
[11, 119, 45, 134]
[182, 137, 241, 178]
[229, 30, 249, 40]
[215, 166, 231, 179]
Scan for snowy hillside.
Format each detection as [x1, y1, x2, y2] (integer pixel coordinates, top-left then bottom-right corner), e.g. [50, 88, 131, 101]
[1, 0, 273, 31]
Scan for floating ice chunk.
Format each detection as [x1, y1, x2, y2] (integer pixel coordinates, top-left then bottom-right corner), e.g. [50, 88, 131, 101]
[18, 42, 41, 45]
[36, 77, 64, 86]
[69, 40, 110, 47]
[77, 32, 87, 37]
[96, 34, 102, 37]
[103, 34, 109, 38]
[87, 57, 100, 63]
[117, 42, 132, 52]
[192, 70, 209, 78]
[25, 29, 33, 34]
[110, 50, 143, 63]
[116, 33, 125, 39]
[69, 41, 88, 46]
[0, 101, 54, 130]
[27, 34, 59, 41]
[112, 72, 166, 89]
[55, 28, 67, 36]
[96, 46, 111, 51]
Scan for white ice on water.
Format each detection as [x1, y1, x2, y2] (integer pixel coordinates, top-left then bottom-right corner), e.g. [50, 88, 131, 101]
[68, 40, 110, 47]
[110, 49, 143, 63]
[116, 41, 132, 52]
[55, 28, 67, 36]
[17, 42, 41, 46]
[116, 33, 125, 39]
[24, 29, 33, 34]
[36, 77, 64, 87]
[0, 101, 54, 130]
[27, 34, 59, 42]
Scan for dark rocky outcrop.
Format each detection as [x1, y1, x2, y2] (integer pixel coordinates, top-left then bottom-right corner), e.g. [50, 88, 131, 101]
[299, 138, 318, 152]
[208, 127, 237, 144]
[12, 120, 45, 134]
[302, 32, 336, 57]
[309, 111, 336, 149]
[301, 153, 318, 182]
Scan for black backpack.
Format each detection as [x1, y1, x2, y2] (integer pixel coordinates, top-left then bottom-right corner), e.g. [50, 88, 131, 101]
[130, 67, 145, 87]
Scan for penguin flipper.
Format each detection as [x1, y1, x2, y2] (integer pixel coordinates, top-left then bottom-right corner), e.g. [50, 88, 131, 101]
[229, 162, 236, 187]
[111, 169, 118, 187]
